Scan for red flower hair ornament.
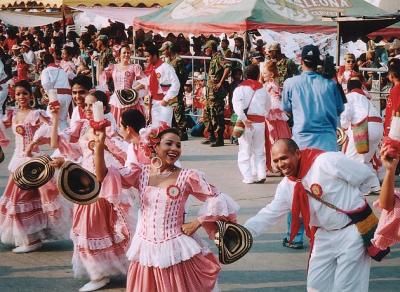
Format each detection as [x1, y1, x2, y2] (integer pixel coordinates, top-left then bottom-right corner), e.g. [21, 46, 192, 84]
[139, 122, 170, 158]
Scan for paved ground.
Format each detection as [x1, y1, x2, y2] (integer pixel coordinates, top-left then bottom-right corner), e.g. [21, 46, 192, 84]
[0, 132, 399, 292]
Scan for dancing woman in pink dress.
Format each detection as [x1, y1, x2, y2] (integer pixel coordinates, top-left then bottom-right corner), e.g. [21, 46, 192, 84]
[0, 80, 70, 253]
[262, 61, 291, 174]
[94, 123, 239, 292]
[105, 45, 146, 124]
[49, 90, 131, 292]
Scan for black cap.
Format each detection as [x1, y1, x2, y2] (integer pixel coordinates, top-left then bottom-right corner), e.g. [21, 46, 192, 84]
[301, 45, 321, 67]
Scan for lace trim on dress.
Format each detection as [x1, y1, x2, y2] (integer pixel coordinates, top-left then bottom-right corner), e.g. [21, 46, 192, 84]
[126, 233, 211, 268]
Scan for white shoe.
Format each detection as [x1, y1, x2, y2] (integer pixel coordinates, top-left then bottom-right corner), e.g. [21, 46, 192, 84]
[12, 242, 43, 253]
[79, 278, 110, 292]
[242, 179, 255, 184]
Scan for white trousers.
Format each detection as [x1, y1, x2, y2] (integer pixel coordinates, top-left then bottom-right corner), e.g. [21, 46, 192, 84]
[307, 225, 370, 292]
[151, 100, 173, 126]
[344, 122, 383, 188]
[237, 122, 266, 182]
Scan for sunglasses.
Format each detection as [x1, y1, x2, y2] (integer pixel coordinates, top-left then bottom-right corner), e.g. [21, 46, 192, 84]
[346, 60, 355, 64]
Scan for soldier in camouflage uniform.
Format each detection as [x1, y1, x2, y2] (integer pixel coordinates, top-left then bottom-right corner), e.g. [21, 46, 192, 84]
[160, 41, 189, 140]
[268, 42, 299, 87]
[202, 40, 231, 147]
[95, 35, 115, 87]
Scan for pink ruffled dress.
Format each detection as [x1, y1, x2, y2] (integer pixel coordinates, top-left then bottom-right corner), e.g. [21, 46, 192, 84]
[105, 164, 239, 292]
[0, 109, 71, 247]
[372, 189, 400, 250]
[57, 119, 133, 280]
[105, 64, 146, 124]
[264, 80, 291, 171]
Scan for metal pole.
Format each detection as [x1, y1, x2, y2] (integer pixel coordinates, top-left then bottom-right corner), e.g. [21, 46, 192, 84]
[336, 14, 341, 66]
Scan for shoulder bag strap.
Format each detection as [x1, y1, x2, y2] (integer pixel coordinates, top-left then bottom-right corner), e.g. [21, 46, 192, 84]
[244, 88, 257, 115]
[305, 189, 345, 213]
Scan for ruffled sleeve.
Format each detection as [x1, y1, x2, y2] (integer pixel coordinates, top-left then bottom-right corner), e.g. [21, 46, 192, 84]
[105, 137, 127, 166]
[105, 163, 143, 190]
[104, 63, 114, 80]
[29, 109, 49, 126]
[32, 122, 51, 146]
[57, 120, 85, 161]
[132, 64, 145, 80]
[372, 190, 400, 250]
[186, 170, 239, 239]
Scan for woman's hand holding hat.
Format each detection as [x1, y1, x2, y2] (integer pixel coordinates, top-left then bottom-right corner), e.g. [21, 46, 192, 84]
[49, 157, 65, 169]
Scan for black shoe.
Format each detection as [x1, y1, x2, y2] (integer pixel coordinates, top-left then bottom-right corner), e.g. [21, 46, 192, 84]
[210, 140, 224, 147]
[255, 178, 266, 184]
[282, 238, 304, 249]
[180, 132, 189, 141]
[0, 146, 4, 163]
[201, 139, 211, 145]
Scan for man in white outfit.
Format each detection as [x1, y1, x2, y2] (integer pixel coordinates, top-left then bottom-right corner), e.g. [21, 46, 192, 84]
[232, 64, 271, 183]
[41, 54, 72, 130]
[245, 139, 377, 292]
[138, 45, 180, 126]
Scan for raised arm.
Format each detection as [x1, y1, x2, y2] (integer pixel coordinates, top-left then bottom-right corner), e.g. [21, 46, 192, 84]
[379, 145, 399, 211]
[93, 128, 107, 182]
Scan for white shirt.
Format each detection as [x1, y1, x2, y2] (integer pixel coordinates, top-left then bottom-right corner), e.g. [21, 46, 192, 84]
[245, 152, 376, 237]
[41, 66, 71, 131]
[23, 50, 35, 65]
[232, 83, 271, 122]
[140, 62, 180, 103]
[340, 91, 381, 129]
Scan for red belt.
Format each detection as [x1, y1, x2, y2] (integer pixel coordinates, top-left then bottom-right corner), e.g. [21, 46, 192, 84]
[247, 114, 265, 123]
[367, 116, 382, 123]
[57, 88, 72, 95]
[152, 93, 164, 101]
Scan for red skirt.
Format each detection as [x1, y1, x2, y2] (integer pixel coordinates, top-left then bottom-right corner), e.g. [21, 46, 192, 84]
[126, 252, 221, 292]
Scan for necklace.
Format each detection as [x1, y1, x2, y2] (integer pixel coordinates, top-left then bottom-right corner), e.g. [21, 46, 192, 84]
[157, 166, 177, 178]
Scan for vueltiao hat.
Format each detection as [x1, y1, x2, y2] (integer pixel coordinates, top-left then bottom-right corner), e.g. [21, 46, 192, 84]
[13, 156, 55, 190]
[115, 89, 139, 106]
[215, 221, 253, 264]
[337, 127, 347, 146]
[57, 161, 101, 205]
[232, 120, 245, 138]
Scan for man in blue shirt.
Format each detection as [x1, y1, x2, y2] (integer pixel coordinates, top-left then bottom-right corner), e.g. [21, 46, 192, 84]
[280, 45, 344, 249]
[282, 45, 344, 152]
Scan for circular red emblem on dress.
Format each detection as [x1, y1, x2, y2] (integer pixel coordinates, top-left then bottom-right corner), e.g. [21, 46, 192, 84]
[310, 183, 323, 197]
[166, 185, 180, 199]
[88, 140, 95, 152]
[156, 73, 161, 79]
[15, 125, 25, 136]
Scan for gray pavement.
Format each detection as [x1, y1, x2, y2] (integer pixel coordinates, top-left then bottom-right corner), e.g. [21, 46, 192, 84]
[0, 133, 399, 292]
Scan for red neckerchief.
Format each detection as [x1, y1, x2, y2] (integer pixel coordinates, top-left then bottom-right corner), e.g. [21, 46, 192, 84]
[349, 88, 367, 97]
[287, 148, 325, 242]
[78, 107, 85, 119]
[238, 79, 263, 91]
[145, 59, 163, 98]
[47, 63, 60, 68]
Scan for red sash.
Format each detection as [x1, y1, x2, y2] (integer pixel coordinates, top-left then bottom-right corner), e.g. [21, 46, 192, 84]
[145, 59, 163, 98]
[287, 149, 325, 243]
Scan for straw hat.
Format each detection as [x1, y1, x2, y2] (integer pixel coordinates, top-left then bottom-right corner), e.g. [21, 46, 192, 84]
[13, 156, 55, 190]
[215, 221, 253, 265]
[57, 161, 101, 205]
[115, 89, 139, 106]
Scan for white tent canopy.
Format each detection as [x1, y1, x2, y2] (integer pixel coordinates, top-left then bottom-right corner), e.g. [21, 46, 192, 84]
[0, 10, 62, 26]
[72, 6, 158, 26]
